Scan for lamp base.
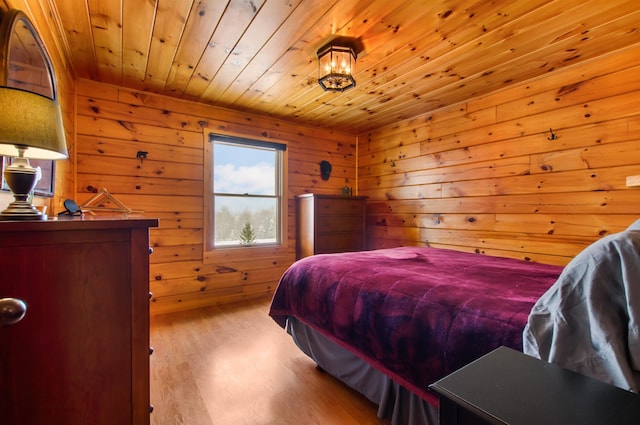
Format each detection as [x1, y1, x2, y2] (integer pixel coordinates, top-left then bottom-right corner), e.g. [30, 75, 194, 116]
[0, 200, 45, 221]
[0, 154, 45, 221]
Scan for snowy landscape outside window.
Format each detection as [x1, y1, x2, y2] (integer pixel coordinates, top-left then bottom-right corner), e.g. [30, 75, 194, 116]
[210, 134, 285, 247]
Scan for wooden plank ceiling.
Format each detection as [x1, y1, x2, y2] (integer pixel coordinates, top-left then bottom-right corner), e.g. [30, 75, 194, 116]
[46, 0, 640, 133]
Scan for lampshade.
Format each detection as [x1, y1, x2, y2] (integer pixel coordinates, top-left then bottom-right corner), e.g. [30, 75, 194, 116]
[317, 36, 364, 92]
[0, 86, 68, 159]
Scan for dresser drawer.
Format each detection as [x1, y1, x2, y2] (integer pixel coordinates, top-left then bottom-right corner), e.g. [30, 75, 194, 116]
[316, 197, 365, 216]
[316, 215, 363, 232]
[315, 232, 364, 254]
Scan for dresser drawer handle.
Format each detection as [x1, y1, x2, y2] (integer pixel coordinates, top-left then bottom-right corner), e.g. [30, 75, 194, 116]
[0, 298, 27, 326]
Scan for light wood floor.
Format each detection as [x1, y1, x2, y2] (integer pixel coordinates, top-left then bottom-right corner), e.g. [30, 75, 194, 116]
[149, 297, 390, 425]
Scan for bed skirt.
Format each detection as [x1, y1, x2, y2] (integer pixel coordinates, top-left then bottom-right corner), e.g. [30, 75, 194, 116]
[287, 316, 438, 425]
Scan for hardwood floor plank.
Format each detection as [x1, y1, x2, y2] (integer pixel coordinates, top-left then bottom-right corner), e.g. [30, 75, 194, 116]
[150, 298, 390, 425]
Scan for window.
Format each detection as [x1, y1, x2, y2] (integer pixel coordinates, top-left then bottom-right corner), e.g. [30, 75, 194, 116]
[207, 134, 286, 249]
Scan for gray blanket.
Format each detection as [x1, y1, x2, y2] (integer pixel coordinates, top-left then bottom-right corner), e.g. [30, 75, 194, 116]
[523, 219, 640, 391]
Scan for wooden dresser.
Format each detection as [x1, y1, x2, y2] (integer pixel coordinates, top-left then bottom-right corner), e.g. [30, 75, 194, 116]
[0, 217, 158, 425]
[296, 193, 367, 259]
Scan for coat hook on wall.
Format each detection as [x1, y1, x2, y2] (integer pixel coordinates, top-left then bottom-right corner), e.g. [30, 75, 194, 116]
[547, 128, 558, 141]
[136, 151, 148, 162]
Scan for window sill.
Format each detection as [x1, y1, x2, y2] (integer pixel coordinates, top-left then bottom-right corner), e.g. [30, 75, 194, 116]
[203, 244, 289, 264]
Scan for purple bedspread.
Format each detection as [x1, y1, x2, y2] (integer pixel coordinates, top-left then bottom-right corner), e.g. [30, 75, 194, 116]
[269, 246, 563, 404]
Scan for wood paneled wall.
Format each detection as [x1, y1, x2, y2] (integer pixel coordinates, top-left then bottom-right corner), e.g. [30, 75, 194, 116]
[7, 0, 640, 313]
[359, 43, 640, 266]
[75, 79, 356, 315]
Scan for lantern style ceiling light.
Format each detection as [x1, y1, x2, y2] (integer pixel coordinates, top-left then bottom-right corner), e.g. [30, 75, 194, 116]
[317, 36, 364, 92]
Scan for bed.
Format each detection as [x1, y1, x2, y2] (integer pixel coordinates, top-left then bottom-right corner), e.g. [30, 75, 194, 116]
[268, 246, 564, 424]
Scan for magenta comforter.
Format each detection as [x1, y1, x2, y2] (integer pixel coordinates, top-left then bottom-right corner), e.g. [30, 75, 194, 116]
[269, 246, 563, 404]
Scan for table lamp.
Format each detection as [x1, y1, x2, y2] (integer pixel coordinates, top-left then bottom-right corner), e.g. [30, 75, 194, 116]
[0, 86, 68, 220]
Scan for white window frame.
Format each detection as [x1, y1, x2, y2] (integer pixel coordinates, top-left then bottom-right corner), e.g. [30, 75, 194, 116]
[204, 131, 287, 258]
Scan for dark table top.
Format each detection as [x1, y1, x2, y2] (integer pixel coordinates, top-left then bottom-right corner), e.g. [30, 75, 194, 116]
[429, 346, 640, 425]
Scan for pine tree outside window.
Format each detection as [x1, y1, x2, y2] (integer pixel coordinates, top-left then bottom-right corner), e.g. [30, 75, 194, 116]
[206, 134, 286, 249]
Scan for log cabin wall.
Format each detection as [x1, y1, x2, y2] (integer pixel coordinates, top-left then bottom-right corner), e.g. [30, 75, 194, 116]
[7, 0, 640, 312]
[75, 79, 356, 315]
[359, 43, 640, 267]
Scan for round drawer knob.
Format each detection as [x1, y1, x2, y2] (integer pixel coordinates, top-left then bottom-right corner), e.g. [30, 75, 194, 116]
[0, 298, 27, 326]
